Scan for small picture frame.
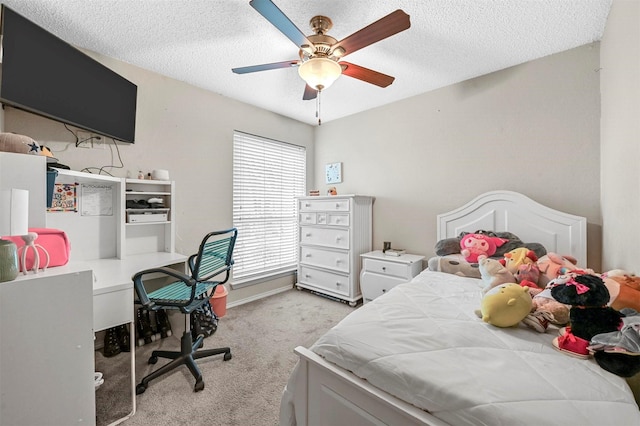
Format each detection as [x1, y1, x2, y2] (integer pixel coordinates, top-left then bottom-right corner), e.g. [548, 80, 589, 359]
[325, 162, 342, 184]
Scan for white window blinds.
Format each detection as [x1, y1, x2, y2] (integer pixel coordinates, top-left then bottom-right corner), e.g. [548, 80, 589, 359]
[232, 131, 306, 281]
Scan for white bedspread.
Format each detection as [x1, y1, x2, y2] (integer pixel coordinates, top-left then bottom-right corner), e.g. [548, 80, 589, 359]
[306, 270, 640, 425]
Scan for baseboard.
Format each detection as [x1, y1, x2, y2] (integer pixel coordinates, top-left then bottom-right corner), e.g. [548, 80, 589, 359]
[227, 285, 292, 309]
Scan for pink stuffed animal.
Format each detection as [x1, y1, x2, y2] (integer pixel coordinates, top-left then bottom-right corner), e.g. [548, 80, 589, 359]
[536, 253, 579, 287]
[460, 233, 507, 263]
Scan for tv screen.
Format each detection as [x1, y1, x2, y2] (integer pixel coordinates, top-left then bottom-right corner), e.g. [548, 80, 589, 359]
[0, 5, 137, 143]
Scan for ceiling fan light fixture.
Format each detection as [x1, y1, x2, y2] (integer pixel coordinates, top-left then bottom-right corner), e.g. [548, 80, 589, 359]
[298, 57, 342, 91]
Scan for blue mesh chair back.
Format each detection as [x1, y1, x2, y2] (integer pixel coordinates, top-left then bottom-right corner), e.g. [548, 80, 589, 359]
[135, 228, 237, 313]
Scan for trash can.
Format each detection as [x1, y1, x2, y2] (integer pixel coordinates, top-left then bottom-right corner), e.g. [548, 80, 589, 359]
[210, 284, 228, 317]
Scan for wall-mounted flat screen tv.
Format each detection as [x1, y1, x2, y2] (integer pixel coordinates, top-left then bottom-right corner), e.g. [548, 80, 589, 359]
[0, 5, 137, 143]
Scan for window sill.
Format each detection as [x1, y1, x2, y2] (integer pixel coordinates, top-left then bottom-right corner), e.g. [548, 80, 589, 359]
[231, 268, 296, 289]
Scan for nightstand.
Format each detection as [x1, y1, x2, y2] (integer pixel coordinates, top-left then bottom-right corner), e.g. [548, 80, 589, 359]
[360, 250, 425, 303]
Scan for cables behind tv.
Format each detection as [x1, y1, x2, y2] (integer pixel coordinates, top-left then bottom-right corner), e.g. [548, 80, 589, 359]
[64, 123, 104, 147]
[80, 138, 125, 176]
[63, 123, 126, 176]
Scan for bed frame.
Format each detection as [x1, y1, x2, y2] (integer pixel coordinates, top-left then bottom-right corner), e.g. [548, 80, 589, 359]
[286, 190, 588, 426]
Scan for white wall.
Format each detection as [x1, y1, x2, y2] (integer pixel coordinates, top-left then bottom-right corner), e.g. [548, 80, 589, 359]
[4, 29, 611, 296]
[4, 51, 315, 303]
[315, 44, 602, 269]
[600, 0, 640, 273]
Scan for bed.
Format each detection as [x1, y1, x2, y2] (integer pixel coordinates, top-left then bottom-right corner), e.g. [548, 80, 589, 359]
[280, 190, 640, 426]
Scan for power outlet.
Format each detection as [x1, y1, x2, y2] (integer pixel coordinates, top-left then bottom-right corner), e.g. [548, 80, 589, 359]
[75, 130, 93, 148]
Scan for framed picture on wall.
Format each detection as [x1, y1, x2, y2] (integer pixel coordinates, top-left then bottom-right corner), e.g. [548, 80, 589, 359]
[325, 162, 342, 184]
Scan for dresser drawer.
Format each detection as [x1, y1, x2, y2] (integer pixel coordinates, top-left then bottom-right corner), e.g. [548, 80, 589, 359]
[300, 246, 349, 273]
[299, 212, 317, 224]
[299, 265, 349, 296]
[299, 199, 350, 212]
[362, 258, 412, 279]
[300, 226, 349, 249]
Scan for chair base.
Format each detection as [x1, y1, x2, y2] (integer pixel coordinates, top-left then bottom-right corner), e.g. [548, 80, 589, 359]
[135, 330, 231, 394]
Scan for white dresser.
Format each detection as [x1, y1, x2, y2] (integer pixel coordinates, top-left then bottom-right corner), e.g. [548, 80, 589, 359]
[296, 195, 373, 306]
[360, 250, 425, 303]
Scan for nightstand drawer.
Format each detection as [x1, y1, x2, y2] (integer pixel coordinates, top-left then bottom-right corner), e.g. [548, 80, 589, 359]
[300, 226, 349, 249]
[300, 246, 349, 273]
[362, 258, 411, 279]
[361, 271, 408, 303]
[299, 265, 349, 296]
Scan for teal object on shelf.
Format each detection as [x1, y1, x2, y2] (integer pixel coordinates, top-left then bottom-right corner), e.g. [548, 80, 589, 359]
[0, 239, 19, 282]
[46, 169, 58, 208]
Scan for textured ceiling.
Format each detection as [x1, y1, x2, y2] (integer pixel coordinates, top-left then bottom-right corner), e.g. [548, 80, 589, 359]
[1, 0, 612, 126]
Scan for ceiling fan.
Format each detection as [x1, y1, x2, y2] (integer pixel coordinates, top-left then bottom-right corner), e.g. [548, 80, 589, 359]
[232, 0, 411, 102]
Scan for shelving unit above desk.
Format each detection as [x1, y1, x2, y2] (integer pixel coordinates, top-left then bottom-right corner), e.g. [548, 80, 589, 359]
[48, 169, 176, 260]
[123, 178, 175, 256]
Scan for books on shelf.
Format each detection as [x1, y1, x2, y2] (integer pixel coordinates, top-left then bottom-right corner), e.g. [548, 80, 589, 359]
[383, 248, 406, 256]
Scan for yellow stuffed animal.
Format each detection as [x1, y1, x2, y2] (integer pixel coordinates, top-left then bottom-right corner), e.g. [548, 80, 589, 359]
[503, 247, 538, 275]
[480, 283, 532, 328]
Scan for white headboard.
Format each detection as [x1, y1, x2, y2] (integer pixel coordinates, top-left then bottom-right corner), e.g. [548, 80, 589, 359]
[437, 190, 587, 267]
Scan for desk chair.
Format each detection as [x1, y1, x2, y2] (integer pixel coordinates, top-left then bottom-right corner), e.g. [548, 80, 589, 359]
[132, 228, 237, 394]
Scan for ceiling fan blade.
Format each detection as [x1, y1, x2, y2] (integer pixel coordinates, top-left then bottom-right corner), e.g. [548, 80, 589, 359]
[340, 62, 395, 88]
[302, 85, 317, 100]
[232, 60, 299, 74]
[250, 0, 314, 49]
[332, 10, 410, 57]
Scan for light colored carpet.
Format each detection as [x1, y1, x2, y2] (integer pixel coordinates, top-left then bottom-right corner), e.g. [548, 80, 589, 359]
[95, 288, 355, 426]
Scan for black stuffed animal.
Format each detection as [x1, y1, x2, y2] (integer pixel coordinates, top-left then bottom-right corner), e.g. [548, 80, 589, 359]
[550, 272, 623, 341]
[550, 272, 640, 377]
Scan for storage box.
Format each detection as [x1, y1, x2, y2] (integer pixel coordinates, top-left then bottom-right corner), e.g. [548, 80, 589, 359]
[5, 228, 70, 270]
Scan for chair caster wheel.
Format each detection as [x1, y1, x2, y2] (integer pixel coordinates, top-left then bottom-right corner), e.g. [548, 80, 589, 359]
[148, 356, 158, 364]
[224, 352, 232, 361]
[136, 384, 147, 395]
[194, 379, 204, 392]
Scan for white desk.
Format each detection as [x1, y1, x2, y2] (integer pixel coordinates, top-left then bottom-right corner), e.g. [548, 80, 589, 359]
[1, 252, 187, 426]
[84, 252, 188, 425]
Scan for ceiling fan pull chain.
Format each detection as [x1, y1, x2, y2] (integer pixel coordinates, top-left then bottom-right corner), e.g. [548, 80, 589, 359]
[317, 90, 322, 126]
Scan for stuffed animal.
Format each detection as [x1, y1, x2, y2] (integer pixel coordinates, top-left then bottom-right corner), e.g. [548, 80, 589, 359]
[515, 263, 541, 286]
[536, 253, 579, 287]
[550, 272, 624, 358]
[459, 233, 507, 263]
[435, 230, 547, 258]
[478, 256, 515, 293]
[602, 274, 640, 313]
[427, 255, 481, 278]
[589, 310, 640, 377]
[479, 283, 532, 328]
[520, 285, 570, 332]
[503, 248, 538, 275]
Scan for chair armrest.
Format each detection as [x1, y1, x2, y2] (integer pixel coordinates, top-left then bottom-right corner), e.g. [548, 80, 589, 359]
[132, 266, 196, 309]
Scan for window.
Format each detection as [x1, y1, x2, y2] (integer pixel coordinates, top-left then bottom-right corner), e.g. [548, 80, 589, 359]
[232, 131, 306, 283]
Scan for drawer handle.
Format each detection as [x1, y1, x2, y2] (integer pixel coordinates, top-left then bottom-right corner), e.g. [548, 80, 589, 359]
[305, 203, 311, 207]
[335, 259, 341, 264]
[382, 266, 386, 272]
[336, 282, 342, 287]
[305, 215, 311, 220]
[305, 253, 312, 258]
[306, 233, 312, 237]
[305, 274, 311, 278]
[335, 236, 342, 242]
